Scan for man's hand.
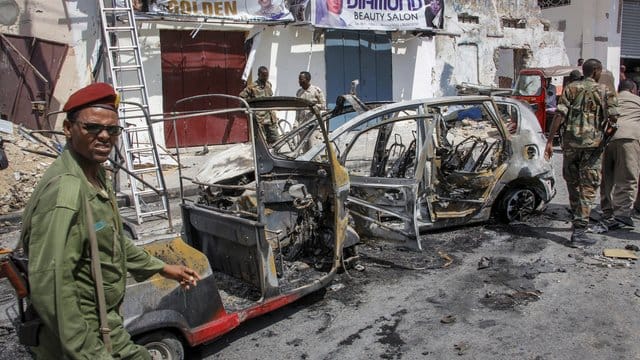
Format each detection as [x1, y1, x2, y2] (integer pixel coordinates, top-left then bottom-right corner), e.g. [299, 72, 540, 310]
[160, 264, 201, 290]
[544, 141, 554, 160]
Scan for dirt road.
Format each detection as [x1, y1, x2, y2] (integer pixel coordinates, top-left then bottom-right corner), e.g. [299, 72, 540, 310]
[1, 152, 639, 359]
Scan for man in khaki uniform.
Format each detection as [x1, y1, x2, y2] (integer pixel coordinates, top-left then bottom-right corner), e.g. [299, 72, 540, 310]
[296, 71, 326, 124]
[21, 83, 200, 359]
[600, 79, 640, 229]
[240, 66, 279, 144]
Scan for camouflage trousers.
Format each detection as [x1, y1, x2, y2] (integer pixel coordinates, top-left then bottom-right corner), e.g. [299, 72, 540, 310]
[562, 146, 602, 229]
[261, 122, 279, 145]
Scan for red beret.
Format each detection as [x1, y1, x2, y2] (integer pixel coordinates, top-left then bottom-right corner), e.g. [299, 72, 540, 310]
[63, 82, 119, 113]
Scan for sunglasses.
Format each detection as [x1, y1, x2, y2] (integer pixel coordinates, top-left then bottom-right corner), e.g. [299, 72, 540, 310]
[75, 121, 124, 136]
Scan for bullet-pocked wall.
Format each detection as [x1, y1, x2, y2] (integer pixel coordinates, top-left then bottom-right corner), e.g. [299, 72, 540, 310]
[431, 0, 569, 96]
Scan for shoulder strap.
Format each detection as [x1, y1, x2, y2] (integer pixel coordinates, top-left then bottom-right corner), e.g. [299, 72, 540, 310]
[83, 197, 112, 353]
[599, 87, 608, 125]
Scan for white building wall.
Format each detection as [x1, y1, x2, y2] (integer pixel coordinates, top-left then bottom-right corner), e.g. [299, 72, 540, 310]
[540, 0, 622, 84]
[392, 35, 436, 100]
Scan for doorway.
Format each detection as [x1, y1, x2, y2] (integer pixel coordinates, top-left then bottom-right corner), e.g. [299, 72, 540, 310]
[160, 30, 247, 148]
[0, 35, 67, 130]
[494, 47, 529, 88]
[324, 30, 392, 129]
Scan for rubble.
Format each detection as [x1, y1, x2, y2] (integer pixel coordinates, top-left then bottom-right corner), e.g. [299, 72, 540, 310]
[0, 128, 56, 216]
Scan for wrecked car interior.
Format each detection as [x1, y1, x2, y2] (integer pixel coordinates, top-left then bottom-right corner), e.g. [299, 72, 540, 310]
[190, 95, 554, 252]
[186, 95, 355, 303]
[296, 96, 554, 249]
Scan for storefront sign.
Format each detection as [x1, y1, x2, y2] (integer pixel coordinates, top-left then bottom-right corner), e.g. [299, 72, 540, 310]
[312, 0, 444, 30]
[151, 0, 294, 21]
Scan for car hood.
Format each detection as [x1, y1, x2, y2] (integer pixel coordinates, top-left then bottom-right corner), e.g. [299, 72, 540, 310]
[193, 142, 254, 185]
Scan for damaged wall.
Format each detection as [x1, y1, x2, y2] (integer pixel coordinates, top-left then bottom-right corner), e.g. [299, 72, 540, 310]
[0, 1, 103, 129]
[432, 0, 568, 96]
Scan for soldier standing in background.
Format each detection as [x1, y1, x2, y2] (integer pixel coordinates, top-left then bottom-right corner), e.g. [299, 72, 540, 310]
[296, 71, 326, 124]
[600, 79, 640, 229]
[240, 66, 279, 144]
[545, 59, 619, 247]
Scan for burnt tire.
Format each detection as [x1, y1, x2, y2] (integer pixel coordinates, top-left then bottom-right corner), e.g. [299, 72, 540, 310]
[496, 187, 538, 223]
[138, 331, 184, 360]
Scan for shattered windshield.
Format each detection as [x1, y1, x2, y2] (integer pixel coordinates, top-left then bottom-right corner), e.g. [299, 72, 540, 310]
[310, 107, 422, 163]
[513, 75, 542, 96]
[271, 112, 327, 161]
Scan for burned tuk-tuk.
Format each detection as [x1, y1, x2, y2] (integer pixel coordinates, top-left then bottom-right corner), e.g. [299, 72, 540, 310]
[512, 65, 615, 134]
[120, 96, 357, 358]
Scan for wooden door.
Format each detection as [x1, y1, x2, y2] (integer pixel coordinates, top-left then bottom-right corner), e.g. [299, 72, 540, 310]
[0, 35, 67, 130]
[160, 30, 247, 147]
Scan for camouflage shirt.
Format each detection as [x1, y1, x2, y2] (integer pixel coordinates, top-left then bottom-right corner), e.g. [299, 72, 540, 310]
[240, 80, 274, 124]
[556, 77, 619, 148]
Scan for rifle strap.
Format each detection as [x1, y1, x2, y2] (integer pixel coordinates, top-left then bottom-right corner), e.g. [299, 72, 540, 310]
[84, 198, 112, 354]
[600, 87, 609, 128]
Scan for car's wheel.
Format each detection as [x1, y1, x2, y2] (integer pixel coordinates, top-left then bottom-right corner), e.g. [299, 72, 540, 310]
[138, 331, 184, 360]
[496, 188, 538, 222]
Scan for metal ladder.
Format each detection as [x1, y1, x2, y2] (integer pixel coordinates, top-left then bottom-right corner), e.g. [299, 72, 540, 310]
[97, 0, 171, 225]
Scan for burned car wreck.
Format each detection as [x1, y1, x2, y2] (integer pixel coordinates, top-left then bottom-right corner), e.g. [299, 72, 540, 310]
[118, 96, 357, 356]
[296, 95, 555, 249]
[193, 95, 555, 251]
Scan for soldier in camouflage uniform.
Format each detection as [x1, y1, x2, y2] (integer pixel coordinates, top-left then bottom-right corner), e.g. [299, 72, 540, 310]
[545, 59, 619, 246]
[240, 66, 279, 144]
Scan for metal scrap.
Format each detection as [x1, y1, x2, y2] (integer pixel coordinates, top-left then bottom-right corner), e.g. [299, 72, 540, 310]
[438, 250, 453, 268]
[584, 255, 633, 268]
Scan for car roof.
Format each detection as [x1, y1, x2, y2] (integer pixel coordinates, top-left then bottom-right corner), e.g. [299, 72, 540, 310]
[297, 95, 495, 161]
[522, 66, 582, 78]
[328, 95, 493, 135]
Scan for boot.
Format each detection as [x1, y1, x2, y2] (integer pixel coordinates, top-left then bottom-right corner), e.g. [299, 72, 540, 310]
[602, 217, 622, 231]
[570, 227, 597, 247]
[615, 215, 635, 228]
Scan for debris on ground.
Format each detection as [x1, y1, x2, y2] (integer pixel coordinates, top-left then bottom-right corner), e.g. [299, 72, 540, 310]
[603, 249, 638, 260]
[438, 251, 453, 268]
[453, 341, 470, 355]
[625, 244, 640, 252]
[440, 314, 456, 324]
[0, 127, 58, 215]
[480, 290, 542, 310]
[584, 255, 634, 268]
[477, 256, 491, 269]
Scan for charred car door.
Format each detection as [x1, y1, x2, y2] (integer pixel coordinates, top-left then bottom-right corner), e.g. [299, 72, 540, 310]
[336, 104, 430, 249]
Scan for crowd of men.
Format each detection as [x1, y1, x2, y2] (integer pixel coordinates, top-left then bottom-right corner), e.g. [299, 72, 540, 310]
[546, 58, 640, 247]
